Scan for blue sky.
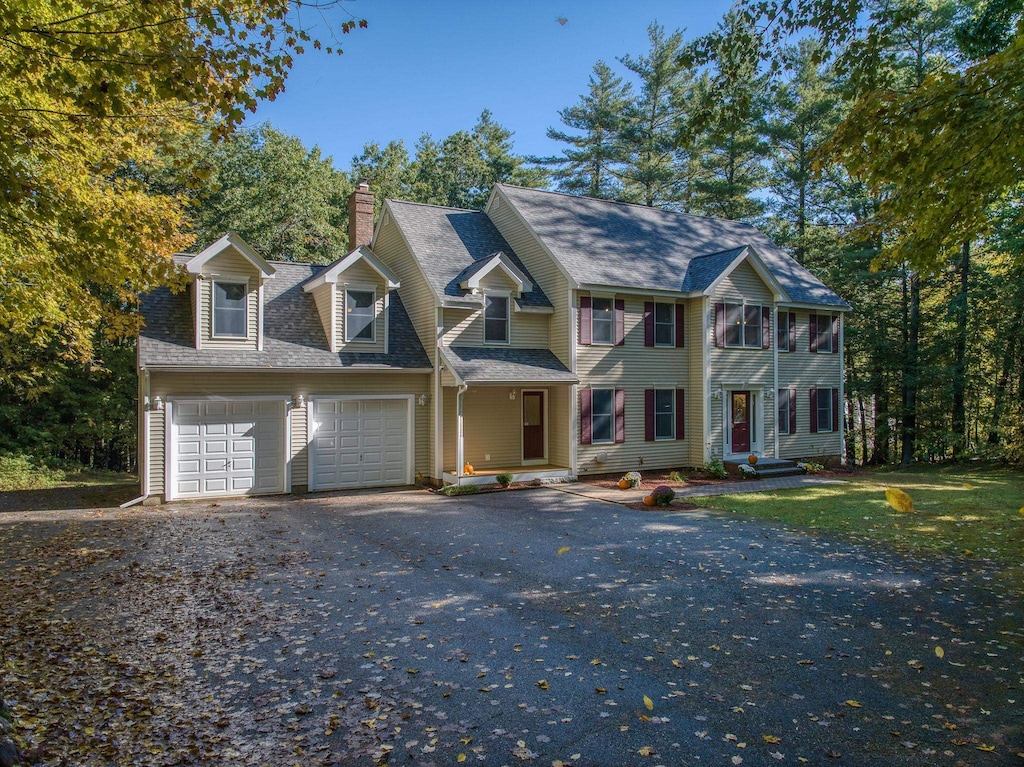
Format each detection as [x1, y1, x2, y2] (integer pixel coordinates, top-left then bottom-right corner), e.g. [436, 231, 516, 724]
[248, 0, 733, 170]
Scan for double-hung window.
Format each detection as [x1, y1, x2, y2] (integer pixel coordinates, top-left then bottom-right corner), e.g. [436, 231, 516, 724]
[591, 297, 614, 345]
[817, 388, 833, 432]
[816, 315, 833, 352]
[777, 311, 791, 351]
[777, 389, 791, 435]
[654, 302, 674, 346]
[590, 388, 614, 443]
[724, 302, 763, 348]
[212, 281, 247, 338]
[484, 294, 510, 344]
[346, 289, 376, 342]
[654, 389, 674, 440]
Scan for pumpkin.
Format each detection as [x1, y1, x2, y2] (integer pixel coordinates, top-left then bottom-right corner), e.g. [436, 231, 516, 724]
[747, 454, 758, 466]
[618, 479, 630, 489]
[643, 495, 656, 506]
[463, 463, 475, 475]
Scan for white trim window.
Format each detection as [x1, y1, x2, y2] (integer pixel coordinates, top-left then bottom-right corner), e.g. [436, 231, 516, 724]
[212, 281, 248, 338]
[816, 315, 833, 353]
[484, 293, 510, 344]
[777, 388, 791, 435]
[591, 388, 614, 444]
[817, 389, 833, 432]
[724, 302, 762, 348]
[655, 389, 674, 440]
[654, 302, 674, 347]
[777, 311, 791, 351]
[591, 297, 614, 345]
[345, 289, 376, 342]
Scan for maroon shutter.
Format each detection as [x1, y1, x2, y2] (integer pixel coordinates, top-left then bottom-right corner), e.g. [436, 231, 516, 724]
[809, 314, 817, 352]
[675, 388, 685, 440]
[832, 315, 840, 354]
[789, 388, 797, 434]
[714, 302, 725, 347]
[614, 299, 625, 346]
[675, 304, 685, 348]
[762, 306, 771, 349]
[789, 312, 797, 352]
[614, 389, 625, 443]
[832, 388, 840, 432]
[644, 302, 654, 347]
[809, 388, 818, 433]
[644, 389, 655, 441]
[579, 389, 592, 444]
[579, 296, 592, 345]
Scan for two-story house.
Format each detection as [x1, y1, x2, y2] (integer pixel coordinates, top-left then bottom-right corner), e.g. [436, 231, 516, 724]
[137, 182, 848, 501]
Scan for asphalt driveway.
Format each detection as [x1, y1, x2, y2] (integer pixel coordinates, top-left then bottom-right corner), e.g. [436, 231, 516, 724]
[0, 487, 1021, 766]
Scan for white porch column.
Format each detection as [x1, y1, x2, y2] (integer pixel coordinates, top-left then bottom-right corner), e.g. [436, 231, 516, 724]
[455, 384, 467, 483]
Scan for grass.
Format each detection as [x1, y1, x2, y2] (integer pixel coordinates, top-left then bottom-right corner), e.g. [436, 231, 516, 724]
[692, 462, 1024, 584]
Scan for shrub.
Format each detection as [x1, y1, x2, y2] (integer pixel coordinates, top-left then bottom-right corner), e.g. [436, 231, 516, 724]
[798, 461, 824, 475]
[0, 453, 66, 491]
[621, 471, 642, 488]
[496, 472, 514, 488]
[651, 485, 675, 506]
[668, 470, 687, 483]
[738, 464, 757, 478]
[703, 460, 727, 479]
[441, 484, 479, 496]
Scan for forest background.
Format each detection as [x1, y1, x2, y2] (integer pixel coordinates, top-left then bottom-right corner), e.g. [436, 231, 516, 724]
[2, 0, 1022, 480]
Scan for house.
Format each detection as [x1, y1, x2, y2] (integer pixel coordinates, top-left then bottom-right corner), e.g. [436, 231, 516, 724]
[137, 182, 848, 501]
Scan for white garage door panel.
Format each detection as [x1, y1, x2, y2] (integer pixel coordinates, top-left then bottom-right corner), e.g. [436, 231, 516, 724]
[310, 398, 409, 490]
[172, 400, 285, 499]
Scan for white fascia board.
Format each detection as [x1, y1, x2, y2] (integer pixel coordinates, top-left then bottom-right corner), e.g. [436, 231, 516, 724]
[141, 365, 433, 374]
[577, 283, 685, 300]
[302, 246, 400, 293]
[514, 304, 554, 314]
[777, 301, 852, 312]
[458, 252, 532, 294]
[702, 247, 790, 303]
[185, 232, 276, 278]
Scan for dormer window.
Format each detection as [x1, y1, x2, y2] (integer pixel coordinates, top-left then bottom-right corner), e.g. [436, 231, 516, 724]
[484, 293, 510, 344]
[346, 289, 376, 342]
[212, 281, 248, 338]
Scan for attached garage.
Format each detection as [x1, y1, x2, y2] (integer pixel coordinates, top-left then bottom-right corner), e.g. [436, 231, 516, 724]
[168, 399, 287, 500]
[309, 397, 412, 491]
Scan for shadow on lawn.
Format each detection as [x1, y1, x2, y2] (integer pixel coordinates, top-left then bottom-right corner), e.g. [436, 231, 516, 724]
[0, 479, 140, 513]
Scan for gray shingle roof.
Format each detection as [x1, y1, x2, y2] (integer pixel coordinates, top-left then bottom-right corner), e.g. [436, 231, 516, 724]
[680, 246, 749, 293]
[385, 201, 552, 308]
[139, 260, 431, 370]
[441, 346, 577, 384]
[497, 185, 848, 308]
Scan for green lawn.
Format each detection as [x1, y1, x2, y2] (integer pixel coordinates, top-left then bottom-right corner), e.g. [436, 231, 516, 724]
[691, 463, 1024, 585]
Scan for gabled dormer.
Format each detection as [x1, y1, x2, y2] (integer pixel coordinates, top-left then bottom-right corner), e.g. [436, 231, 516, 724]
[184, 232, 276, 351]
[301, 246, 400, 353]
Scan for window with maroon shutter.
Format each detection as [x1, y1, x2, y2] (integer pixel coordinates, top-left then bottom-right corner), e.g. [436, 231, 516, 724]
[811, 386, 834, 432]
[811, 313, 833, 352]
[614, 299, 625, 346]
[589, 388, 614, 443]
[646, 389, 681, 440]
[580, 296, 592, 345]
[654, 302, 674, 346]
[675, 388, 685, 439]
[579, 389, 593, 444]
[777, 389, 791, 435]
[832, 388, 840, 431]
[831, 314, 840, 354]
[809, 388, 818, 433]
[714, 302, 725, 347]
[614, 389, 626, 443]
[761, 306, 771, 349]
[789, 312, 796, 352]
[777, 310, 788, 351]
[644, 302, 654, 347]
[675, 304, 685, 348]
[809, 314, 817, 352]
[590, 297, 614, 344]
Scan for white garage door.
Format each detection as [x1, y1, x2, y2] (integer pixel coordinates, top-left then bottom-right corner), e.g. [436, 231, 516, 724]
[310, 398, 409, 490]
[172, 400, 285, 499]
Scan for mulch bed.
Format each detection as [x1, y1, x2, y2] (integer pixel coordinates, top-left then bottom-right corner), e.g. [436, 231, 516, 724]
[624, 500, 701, 512]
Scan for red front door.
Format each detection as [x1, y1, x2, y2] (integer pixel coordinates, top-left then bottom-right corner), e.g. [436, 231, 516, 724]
[731, 391, 750, 453]
[523, 391, 545, 460]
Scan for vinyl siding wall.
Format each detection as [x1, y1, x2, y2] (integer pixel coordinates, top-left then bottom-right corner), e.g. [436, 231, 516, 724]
[334, 260, 387, 354]
[310, 283, 334, 350]
[147, 371, 429, 496]
[777, 310, 843, 459]
[442, 307, 549, 348]
[576, 293, 692, 475]
[198, 249, 261, 350]
[686, 298, 708, 466]
[707, 261, 776, 459]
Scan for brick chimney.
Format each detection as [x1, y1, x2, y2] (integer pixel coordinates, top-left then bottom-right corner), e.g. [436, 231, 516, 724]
[347, 179, 375, 251]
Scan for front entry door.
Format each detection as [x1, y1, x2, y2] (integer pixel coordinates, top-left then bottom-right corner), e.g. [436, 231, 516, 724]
[522, 391, 545, 461]
[731, 391, 751, 453]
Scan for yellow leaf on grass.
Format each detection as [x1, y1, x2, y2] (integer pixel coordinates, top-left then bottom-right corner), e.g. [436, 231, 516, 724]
[845, 700, 862, 708]
[935, 646, 945, 659]
[643, 695, 654, 711]
[886, 487, 915, 512]
[977, 744, 996, 752]
[457, 755, 467, 763]
[557, 546, 571, 555]
[1019, 506, 1024, 516]
[962, 482, 974, 489]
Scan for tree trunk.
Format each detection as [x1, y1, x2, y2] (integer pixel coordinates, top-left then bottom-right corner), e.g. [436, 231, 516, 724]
[858, 393, 868, 466]
[951, 241, 970, 457]
[901, 269, 920, 466]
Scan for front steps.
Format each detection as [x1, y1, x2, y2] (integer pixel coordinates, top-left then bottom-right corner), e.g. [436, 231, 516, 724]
[724, 457, 805, 478]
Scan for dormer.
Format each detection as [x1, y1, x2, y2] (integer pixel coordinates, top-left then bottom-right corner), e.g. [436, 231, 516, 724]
[184, 232, 276, 351]
[457, 251, 533, 300]
[302, 246, 400, 353]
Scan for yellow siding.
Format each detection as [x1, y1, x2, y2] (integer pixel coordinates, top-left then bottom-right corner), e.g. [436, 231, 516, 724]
[547, 385, 571, 467]
[575, 293, 692, 475]
[335, 259, 387, 353]
[487, 196, 571, 366]
[441, 307, 550, 348]
[149, 409, 166, 495]
[198, 248, 261, 351]
[148, 371, 430, 496]
[715, 260, 773, 302]
[778, 310, 843, 459]
[686, 298, 707, 466]
[442, 386, 457, 470]
[311, 283, 334, 350]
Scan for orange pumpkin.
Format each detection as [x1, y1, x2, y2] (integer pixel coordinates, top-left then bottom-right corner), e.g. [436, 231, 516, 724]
[643, 495, 656, 506]
[463, 463, 475, 475]
[618, 479, 630, 489]
[747, 454, 758, 466]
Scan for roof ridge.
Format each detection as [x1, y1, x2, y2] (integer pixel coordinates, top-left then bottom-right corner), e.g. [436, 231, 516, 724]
[386, 198, 480, 214]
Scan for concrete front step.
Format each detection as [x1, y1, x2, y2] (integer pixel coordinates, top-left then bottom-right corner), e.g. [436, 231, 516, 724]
[725, 458, 804, 478]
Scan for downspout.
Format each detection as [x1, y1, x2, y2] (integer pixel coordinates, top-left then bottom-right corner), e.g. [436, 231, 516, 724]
[455, 383, 468, 485]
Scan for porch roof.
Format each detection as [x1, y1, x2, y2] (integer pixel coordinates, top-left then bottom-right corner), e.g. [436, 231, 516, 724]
[440, 346, 578, 385]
